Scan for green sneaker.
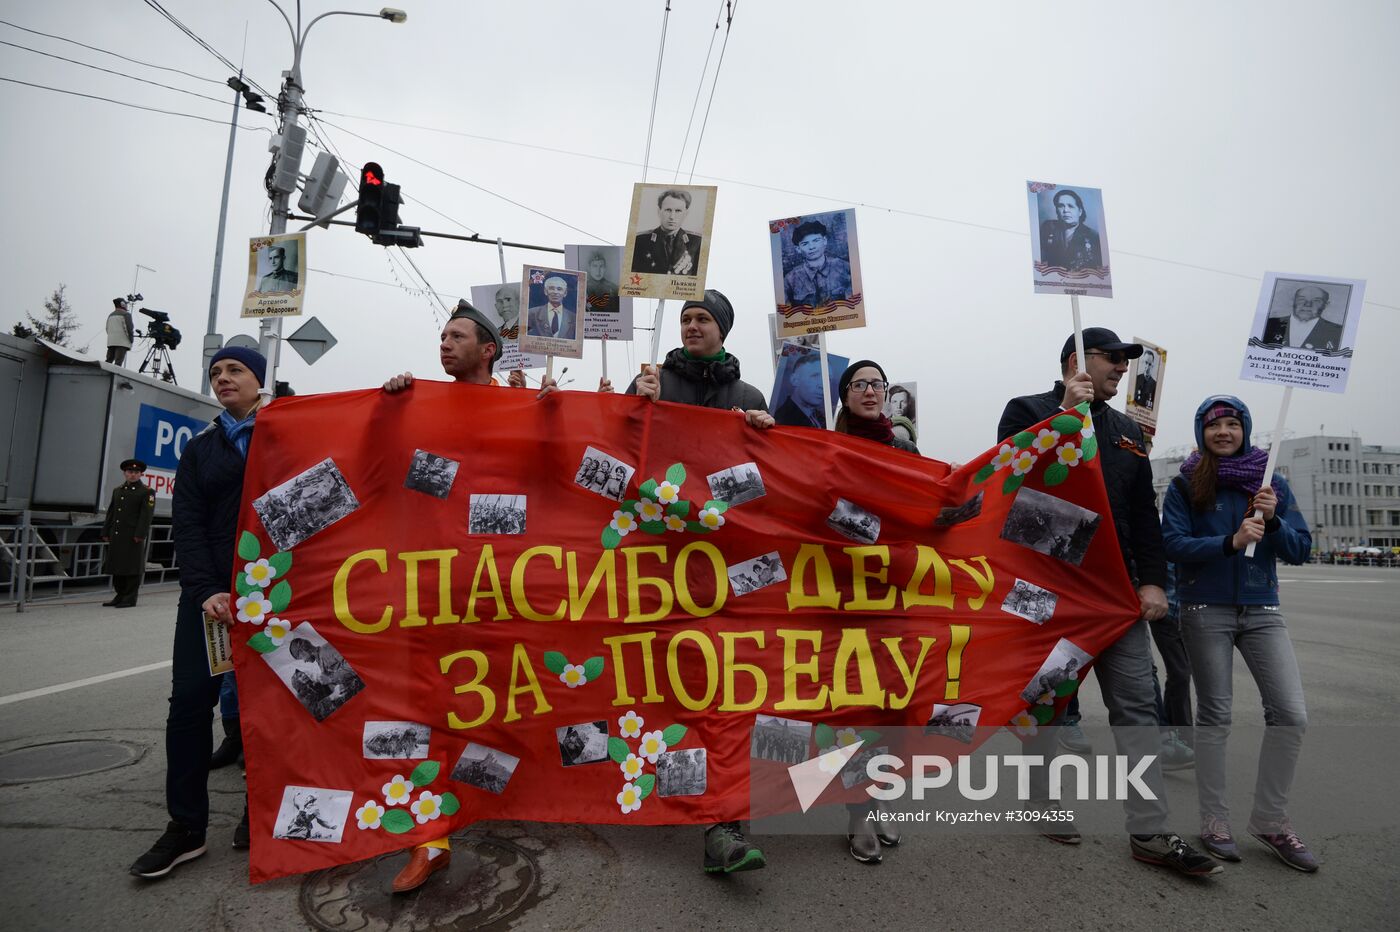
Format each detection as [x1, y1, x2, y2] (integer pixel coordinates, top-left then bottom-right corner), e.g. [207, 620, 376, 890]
[703, 821, 767, 874]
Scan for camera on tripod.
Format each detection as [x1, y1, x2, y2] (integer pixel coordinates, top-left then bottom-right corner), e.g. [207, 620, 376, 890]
[138, 308, 182, 350]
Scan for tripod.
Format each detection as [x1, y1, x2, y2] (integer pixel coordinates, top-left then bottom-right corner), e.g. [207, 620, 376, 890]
[138, 339, 178, 384]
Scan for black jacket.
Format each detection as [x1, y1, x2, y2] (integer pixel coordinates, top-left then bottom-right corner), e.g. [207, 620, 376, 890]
[997, 382, 1166, 588]
[626, 348, 768, 412]
[173, 421, 249, 606]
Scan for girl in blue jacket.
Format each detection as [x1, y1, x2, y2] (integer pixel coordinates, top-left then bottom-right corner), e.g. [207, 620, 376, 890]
[1161, 395, 1317, 872]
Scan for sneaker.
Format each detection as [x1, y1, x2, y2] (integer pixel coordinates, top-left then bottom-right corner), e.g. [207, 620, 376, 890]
[1200, 816, 1241, 862]
[232, 807, 250, 850]
[703, 821, 766, 874]
[1034, 802, 1081, 845]
[1058, 718, 1092, 753]
[1159, 730, 1195, 771]
[1130, 833, 1224, 876]
[130, 821, 207, 878]
[1251, 828, 1319, 873]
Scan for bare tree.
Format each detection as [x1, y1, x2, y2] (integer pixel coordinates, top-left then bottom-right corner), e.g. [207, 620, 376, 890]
[24, 285, 80, 345]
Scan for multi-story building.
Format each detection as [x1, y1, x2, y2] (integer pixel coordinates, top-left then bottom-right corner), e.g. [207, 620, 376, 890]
[1151, 434, 1400, 553]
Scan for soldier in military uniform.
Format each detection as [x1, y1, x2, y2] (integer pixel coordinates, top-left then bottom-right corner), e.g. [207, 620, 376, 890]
[631, 189, 702, 276]
[257, 246, 299, 292]
[102, 458, 155, 607]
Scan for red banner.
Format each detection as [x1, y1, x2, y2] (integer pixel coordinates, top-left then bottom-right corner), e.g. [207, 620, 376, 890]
[232, 384, 1137, 882]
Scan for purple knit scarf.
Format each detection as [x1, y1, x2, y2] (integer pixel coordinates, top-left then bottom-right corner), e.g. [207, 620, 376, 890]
[1179, 446, 1281, 495]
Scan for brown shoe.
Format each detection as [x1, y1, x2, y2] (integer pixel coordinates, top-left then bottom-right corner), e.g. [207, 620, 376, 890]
[391, 847, 449, 893]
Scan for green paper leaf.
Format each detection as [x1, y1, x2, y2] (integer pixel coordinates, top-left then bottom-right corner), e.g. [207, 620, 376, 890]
[702, 499, 729, 514]
[661, 723, 687, 746]
[685, 521, 708, 533]
[439, 792, 460, 816]
[1012, 430, 1036, 450]
[234, 574, 255, 598]
[236, 531, 260, 561]
[1032, 704, 1055, 725]
[582, 656, 605, 682]
[814, 723, 836, 749]
[1050, 414, 1084, 434]
[665, 463, 687, 485]
[269, 551, 292, 576]
[247, 632, 277, 654]
[667, 500, 690, 517]
[1074, 402, 1090, 416]
[640, 521, 665, 535]
[621, 499, 640, 512]
[542, 651, 568, 674]
[1002, 473, 1025, 495]
[857, 729, 882, 744]
[410, 760, 440, 787]
[636, 773, 656, 799]
[1054, 677, 1080, 697]
[639, 478, 658, 498]
[608, 737, 630, 763]
[268, 580, 291, 614]
[1082, 434, 1099, 461]
[1043, 462, 1070, 487]
[381, 808, 414, 834]
[601, 527, 622, 550]
[973, 464, 995, 484]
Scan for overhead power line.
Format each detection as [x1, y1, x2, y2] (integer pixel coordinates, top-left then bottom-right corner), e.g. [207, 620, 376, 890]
[640, 0, 672, 184]
[0, 17, 225, 85]
[685, 0, 738, 182]
[0, 75, 270, 130]
[138, 0, 274, 99]
[672, 0, 725, 182]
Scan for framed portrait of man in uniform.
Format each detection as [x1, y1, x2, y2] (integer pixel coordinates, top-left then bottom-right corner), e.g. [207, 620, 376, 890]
[518, 265, 587, 360]
[1026, 180, 1113, 298]
[242, 232, 307, 318]
[1124, 337, 1167, 438]
[768, 207, 866, 338]
[469, 281, 545, 372]
[564, 244, 633, 340]
[619, 183, 716, 301]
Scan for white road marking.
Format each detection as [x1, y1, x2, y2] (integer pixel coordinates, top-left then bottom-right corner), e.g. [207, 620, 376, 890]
[1279, 578, 1386, 584]
[0, 660, 172, 706]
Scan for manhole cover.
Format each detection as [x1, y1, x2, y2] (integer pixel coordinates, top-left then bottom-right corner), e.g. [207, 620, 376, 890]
[0, 739, 144, 784]
[300, 831, 540, 931]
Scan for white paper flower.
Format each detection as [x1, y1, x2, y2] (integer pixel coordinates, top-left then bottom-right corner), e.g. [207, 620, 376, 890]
[610, 510, 637, 535]
[1010, 449, 1038, 477]
[663, 514, 686, 532]
[655, 480, 681, 505]
[697, 507, 725, 530]
[560, 663, 587, 688]
[617, 782, 643, 814]
[991, 443, 1017, 471]
[356, 800, 384, 830]
[618, 710, 644, 738]
[262, 617, 291, 646]
[638, 729, 668, 763]
[410, 790, 444, 824]
[1080, 417, 1095, 440]
[243, 558, 277, 589]
[634, 498, 664, 522]
[235, 591, 272, 624]
[1031, 428, 1061, 454]
[1011, 710, 1039, 736]
[1056, 442, 1083, 467]
[619, 753, 646, 780]
[382, 774, 413, 807]
[1035, 690, 1055, 706]
[834, 727, 861, 749]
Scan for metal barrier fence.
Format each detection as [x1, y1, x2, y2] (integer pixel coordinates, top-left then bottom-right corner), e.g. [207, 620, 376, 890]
[0, 510, 181, 609]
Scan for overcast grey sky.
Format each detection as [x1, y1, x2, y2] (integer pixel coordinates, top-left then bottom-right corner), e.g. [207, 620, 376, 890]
[3, 0, 1396, 460]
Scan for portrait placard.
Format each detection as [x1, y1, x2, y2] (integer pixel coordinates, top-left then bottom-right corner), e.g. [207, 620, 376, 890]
[1026, 181, 1112, 298]
[883, 381, 918, 447]
[770, 343, 849, 430]
[1124, 338, 1167, 437]
[766, 313, 818, 372]
[1240, 272, 1366, 394]
[564, 245, 634, 340]
[517, 265, 587, 361]
[768, 208, 866, 338]
[241, 232, 307, 318]
[619, 183, 717, 301]
[470, 282, 546, 371]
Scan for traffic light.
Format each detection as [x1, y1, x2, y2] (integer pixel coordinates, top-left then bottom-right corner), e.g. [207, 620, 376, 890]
[354, 162, 422, 247]
[355, 162, 385, 238]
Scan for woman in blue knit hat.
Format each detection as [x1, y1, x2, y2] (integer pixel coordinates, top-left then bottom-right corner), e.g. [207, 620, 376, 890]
[1160, 395, 1317, 872]
[131, 346, 269, 878]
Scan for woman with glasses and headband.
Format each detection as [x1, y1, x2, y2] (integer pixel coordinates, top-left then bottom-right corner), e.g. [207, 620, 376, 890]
[1160, 395, 1317, 872]
[834, 360, 917, 455]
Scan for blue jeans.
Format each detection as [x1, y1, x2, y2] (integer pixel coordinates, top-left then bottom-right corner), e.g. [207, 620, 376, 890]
[1180, 604, 1307, 832]
[1029, 618, 1169, 834]
[219, 670, 239, 719]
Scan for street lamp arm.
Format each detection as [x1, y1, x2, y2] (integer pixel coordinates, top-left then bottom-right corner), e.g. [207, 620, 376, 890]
[262, 0, 298, 51]
[296, 10, 389, 77]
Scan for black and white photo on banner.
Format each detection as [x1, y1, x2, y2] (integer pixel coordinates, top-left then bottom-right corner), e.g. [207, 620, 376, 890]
[1000, 577, 1059, 625]
[519, 265, 587, 360]
[451, 742, 520, 795]
[1020, 637, 1093, 705]
[253, 457, 360, 551]
[363, 721, 431, 759]
[827, 497, 881, 545]
[403, 449, 459, 499]
[656, 748, 707, 797]
[1025, 180, 1112, 298]
[841, 745, 889, 790]
[706, 462, 766, 507]
[469, 494, 527, 535]
[1000, 487, 1101, 566]
[469, 281, 546, 372]
[556, 720, 609, 767]
[574, 446, 635, 501]
[564, 244, 633, 340]
[924, 703, 982, 744]
[934, 491, 983, 528]
[768, 208, 866, 338]
[751, 715, 812, 764]
[1241, 271, 1367, 394]
[726, 551, 787, 597]
[261, 621, 367, 722]
[273, 785, 352, 843]
[620, 183, 717, 301]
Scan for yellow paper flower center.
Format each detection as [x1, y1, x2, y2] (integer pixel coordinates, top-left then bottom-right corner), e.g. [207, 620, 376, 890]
[420, 799, 436, 815]
[389, 784, 405, 799]
[565, 669, 581, 683]
[622, 789, 637, 805]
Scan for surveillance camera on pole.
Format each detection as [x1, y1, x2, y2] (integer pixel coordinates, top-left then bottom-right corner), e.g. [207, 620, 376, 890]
[298, 151, 348, 225]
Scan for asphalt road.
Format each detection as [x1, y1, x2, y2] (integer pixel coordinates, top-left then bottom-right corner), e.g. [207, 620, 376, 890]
[1, 565, 1396, 931]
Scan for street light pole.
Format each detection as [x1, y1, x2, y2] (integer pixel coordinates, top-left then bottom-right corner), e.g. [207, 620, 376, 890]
[202, 74, 246, 396]
[257, 4, 407, 398]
